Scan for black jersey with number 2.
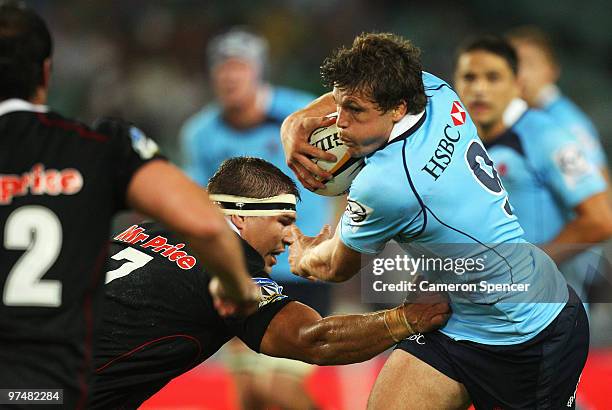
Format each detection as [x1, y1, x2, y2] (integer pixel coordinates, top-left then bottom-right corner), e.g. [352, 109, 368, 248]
[0, 99, 161, 409]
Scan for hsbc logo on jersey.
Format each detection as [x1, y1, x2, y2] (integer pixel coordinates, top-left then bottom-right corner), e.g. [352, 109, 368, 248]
[450, 101, 466, 126]
[0, 163, 83, 204]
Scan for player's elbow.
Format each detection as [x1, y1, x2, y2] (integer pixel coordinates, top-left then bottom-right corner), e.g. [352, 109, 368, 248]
[298, 340, 337, 366]
[296, 323, 338, 365]
[581, 205, 612, 243]
[575, 192, 612, 243]
[590, 216, 612, 242]
[304, 345, 337, 366]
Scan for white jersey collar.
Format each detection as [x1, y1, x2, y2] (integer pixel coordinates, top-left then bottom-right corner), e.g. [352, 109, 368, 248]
[0, 98, 48, 117]
[502, 98, 528, 127]
[388, 110, 426, 142]
[536, 84, 560, 108]
[0, 98, 49, 115]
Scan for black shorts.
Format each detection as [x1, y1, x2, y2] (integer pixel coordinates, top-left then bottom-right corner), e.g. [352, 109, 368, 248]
[396, 286, 589, 409]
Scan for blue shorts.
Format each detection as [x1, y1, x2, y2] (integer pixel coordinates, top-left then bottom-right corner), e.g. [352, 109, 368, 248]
[396, 286, 589, 409]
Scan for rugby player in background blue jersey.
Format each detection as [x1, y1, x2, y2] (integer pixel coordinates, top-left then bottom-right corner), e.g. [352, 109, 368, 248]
[179, 27, 332, 285]
[281, 32, 590, 409]
[507, 26, 609, 180]
[453, 36, 612, 308]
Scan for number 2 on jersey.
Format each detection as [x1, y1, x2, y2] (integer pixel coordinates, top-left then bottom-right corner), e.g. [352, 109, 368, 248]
[3, 206, 62, 307]
[465, 140, 513, 216]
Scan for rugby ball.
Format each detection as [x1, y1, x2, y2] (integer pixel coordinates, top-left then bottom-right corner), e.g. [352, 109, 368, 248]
[309, 122, 365, 196]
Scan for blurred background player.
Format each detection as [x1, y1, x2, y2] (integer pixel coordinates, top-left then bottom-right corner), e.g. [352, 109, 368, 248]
[179, 27, 334, 409]
[0, 3, 258, 408]
[90, 156, 451, 409]
[506, 27, 612, 308]
[453, 35, 612, 307]
[506, 26, 609, 181]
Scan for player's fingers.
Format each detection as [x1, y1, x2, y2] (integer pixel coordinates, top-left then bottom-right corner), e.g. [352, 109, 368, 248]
[289, 162, 322, 191]
[324, 224, 333, 236]
[431, 303, 451, 320]
[290, 224, 304, 240]
[430, 312, 451, 328]
[220, 305, 236, 317]
[290, 263, 315, 281]
[295, 154, 333, 182]
[292, 133, 337, 163]
[208, 277, 225, 299]
[318, 224, 333, 240]
[302, 115, 336, 133]
[213, 298, 236, 317]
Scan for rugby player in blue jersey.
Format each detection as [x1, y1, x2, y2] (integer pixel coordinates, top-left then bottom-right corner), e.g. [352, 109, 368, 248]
[453, 36, 612, 306]
[281, 32, 589, 409]
[506, 26, 609, 180]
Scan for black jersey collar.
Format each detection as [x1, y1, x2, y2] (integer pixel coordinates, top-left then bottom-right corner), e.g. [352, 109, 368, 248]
[238, 236, 267, 277]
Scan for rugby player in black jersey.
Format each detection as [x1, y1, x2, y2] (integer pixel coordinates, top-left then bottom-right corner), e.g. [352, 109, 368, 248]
[90, 157, 451, 409]
[0, 4, 258, 408]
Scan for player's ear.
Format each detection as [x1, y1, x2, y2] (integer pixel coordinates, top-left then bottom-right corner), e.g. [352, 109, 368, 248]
[230, 215, 247, 231]
[391, 101, 408, 122]
[42, 58, 52, 90]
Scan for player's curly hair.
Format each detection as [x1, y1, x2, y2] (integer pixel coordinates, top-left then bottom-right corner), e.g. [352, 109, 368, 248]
[321, 32, 426, 114]
[0, 2, 52, 100]
[207, 157, 301, 201]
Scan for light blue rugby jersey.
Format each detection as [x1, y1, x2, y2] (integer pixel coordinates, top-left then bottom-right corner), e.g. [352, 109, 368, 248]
[541, 90, 608, 296]
[486, 100, 606, 302]
[485, 100, 606, 244]
[180, 86, 331, 281]
[340, 72, 568, 345]
[539, 85, 607, 168]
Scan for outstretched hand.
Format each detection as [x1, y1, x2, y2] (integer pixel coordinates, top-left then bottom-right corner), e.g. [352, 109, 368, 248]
[288, 224, 333, 280]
